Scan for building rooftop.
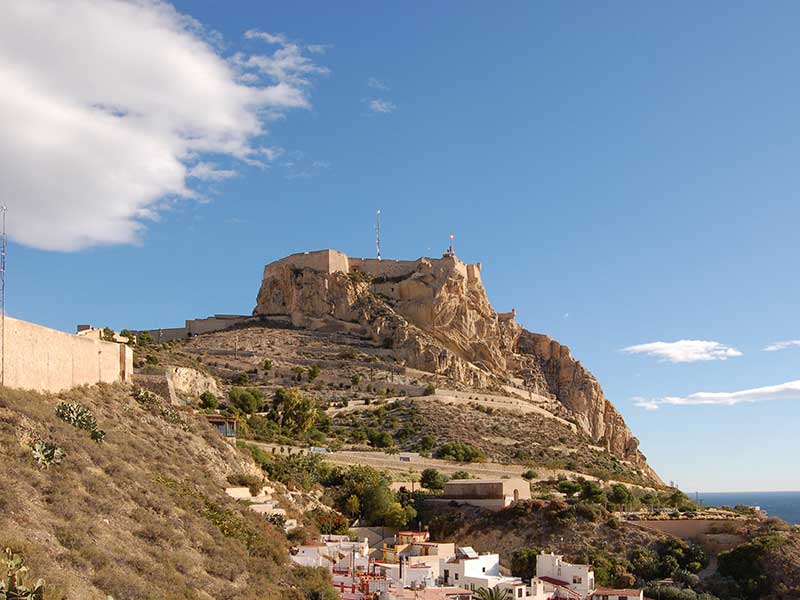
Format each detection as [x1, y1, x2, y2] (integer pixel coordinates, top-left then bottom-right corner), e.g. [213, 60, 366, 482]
[594, 588, 642, 596]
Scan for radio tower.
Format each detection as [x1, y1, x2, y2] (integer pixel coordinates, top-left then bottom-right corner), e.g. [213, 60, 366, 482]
[1, 206, 6, 387]
[375, 210, 382, 261]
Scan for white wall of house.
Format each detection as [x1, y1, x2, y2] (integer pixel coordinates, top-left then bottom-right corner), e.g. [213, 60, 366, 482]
[536, 552, 595, 597]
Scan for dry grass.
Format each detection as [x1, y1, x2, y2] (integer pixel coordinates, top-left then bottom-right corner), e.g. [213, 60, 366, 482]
[0, 383, 334, 600]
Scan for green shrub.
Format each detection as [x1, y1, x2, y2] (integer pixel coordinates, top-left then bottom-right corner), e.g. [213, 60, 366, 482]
[435, 441, 486, 463]
[308, 365, 321, 381]
[521, 469, 538, 480]
[450, 470, 472, 480]
[0, 548, 45, 599]
[228, 387, 264, 415]
[199, 391, 218, 409]
[422, 383, 436, 396]
[262, 359, 273, 371]
[233, 372, 250, 385]
[55, 401, 105, 443]
[351, 373, 362, 386]
[420, 468, 448, 490]
[227, 473, 263, 496]
[31, 440, 65, 470]
[134, 388, 189, 431]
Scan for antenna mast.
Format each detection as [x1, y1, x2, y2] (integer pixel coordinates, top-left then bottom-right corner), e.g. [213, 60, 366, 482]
[1, 206, 6, 387]
[375, 210, 382, 261]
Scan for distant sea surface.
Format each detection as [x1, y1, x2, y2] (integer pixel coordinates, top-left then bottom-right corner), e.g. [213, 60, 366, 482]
[697, 491, 800, 524]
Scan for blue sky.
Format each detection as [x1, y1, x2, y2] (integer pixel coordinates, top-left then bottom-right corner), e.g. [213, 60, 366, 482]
[6, 1, 800, 492]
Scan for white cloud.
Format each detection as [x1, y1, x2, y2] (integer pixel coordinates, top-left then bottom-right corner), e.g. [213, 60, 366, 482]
[0, 2, 326, 251]
[307, 44, 333, 55]
[635, 380, 800, 410]
[244, 30, 287, 45]
[764, 340, 800, 352]
[188, 162, 237, 182]
[622, 340, 742, 363]
[368, 99, 397, 114]
[367, 77, 389, 91]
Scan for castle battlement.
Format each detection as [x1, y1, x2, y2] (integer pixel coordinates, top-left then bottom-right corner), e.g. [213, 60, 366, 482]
[263, 248, 482, 285]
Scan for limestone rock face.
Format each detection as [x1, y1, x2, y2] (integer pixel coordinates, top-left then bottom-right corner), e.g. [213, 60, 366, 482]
[253, 249, 659, 482]
[516, 331, 658, 480]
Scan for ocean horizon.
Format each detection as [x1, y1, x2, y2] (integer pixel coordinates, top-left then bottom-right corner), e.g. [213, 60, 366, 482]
[696, 491, 800, 524]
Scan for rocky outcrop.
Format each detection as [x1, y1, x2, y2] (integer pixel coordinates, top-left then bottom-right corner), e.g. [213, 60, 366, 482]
[516, 331, 659, 481]
[253, 249, 660, 482]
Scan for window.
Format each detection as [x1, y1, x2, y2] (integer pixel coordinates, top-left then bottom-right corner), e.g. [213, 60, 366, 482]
[573, 576, 582, 584]
[444, 569, 449, 582]
[517, 589, 523, 598]
[482, 567, 486, 572]
[454, 573, 459, 580]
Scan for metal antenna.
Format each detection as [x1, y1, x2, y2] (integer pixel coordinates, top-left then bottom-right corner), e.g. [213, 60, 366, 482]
[375, 209, 382, 261]
[1, 206, 6, 388]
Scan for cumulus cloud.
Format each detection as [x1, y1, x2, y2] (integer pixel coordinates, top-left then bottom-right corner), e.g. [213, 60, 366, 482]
[763, 340, 800, 352]
[622, 340, 742, 363]
[635, 380, 800, 410]
[0, 2, 326, 251]
[368, 99, 397, 114]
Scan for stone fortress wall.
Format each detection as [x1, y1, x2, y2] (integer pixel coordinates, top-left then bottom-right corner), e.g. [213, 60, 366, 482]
[3, 316, 133, 393]
[266, 248, 483, 285]
[137, 314, 250, 343]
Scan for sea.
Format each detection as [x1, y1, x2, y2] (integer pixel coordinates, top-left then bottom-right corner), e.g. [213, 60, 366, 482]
[696, 491, 800, 525]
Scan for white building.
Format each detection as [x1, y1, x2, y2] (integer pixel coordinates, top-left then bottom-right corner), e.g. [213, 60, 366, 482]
[536, 551, 595, 598]
[291, 535, 370, 572]
[440, 547, 537, 599]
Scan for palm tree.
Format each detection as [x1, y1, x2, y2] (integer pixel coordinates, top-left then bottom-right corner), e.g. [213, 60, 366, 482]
[472, 587, 510, 600]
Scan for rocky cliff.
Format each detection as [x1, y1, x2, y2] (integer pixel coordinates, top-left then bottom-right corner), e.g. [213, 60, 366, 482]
[253, 249, 659, 482]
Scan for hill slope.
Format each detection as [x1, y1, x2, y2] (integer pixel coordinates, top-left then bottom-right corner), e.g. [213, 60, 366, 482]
[0, 384, 335, 600]
[250, 249, 658, 481]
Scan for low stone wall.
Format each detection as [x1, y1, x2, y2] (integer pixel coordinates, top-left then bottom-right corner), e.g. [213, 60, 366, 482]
[3, 316, 132, 393]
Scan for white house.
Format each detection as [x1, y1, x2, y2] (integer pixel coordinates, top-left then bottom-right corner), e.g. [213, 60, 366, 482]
[440, 547, 535, 599]
[536, 552, 595, 598]
[291, 535, 370, 572]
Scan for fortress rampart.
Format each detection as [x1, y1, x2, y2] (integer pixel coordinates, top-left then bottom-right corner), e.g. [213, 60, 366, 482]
[3, 316, 133, 393]
[262, 248, 482, 284]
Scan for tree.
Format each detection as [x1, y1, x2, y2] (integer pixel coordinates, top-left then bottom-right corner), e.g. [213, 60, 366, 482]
[101, 326, 116, 342]
[521, 469, 538, 480]
[608, 483, 633, 508]
[557, 480, 582, 498]
[472, 588, 509, 600]
[199, 391, 218, 410]
[272, 388, 318, 436]
[138, 330, 153, 346]
[420, 468, 448, 490]
[120, 328, 136, 345]
[344, 495, 360, 517]
[308, 365, 321, 381]
[511, 547, 542, 582]
[351, 373, 362, 387]
[579, 480, 607, 505]
[418, 434, 436, 453]
[229, 387, 264, 414]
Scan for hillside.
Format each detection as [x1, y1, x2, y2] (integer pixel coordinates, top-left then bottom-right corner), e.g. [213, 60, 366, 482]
[250, 249, 658, 482]
[139, 311, 656, 486]
[422, 502, 800, 600]
[0, 384, 336, 600]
